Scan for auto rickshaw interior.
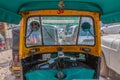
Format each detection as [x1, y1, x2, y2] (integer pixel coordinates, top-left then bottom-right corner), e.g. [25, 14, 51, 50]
[1, 0, 120, 80]
[19, 10, 101, 80]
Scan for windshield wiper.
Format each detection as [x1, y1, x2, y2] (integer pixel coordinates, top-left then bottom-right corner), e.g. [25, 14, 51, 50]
[44, 27, 58, 44]
[25, 30, 33, 38]
[88, 30, 96, 37]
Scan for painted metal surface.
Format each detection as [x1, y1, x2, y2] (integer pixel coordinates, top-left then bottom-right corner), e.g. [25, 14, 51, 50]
[19, 10, 101, 59]
[102, 34, 120, 74]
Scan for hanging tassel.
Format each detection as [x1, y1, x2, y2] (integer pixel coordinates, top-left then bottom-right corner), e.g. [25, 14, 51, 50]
[57, 0, 65, 14]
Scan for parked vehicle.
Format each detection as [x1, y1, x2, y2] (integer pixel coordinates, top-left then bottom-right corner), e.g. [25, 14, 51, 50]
[11, 26, 20, 68]
[101, 24, 120, 35]
[101, 25, 120, 77]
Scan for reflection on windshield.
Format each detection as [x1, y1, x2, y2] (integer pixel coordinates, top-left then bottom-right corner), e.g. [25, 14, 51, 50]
[26, 16, 95, 47]
[78, 17, 95, 45]
[42, 25, 58, 45]
[41, 17, 79, 45]
[26, 17, 42, 47]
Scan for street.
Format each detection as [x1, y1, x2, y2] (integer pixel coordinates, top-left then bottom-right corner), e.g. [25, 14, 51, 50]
[0, 50, 15, 80]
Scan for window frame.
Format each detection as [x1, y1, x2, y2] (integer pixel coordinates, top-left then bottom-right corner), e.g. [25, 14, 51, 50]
[25, 16, 95, 47]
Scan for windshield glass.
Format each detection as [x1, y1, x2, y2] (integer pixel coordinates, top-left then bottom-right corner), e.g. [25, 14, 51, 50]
[42, 17, 79, 45]
[78, 17, 95, 45]
[26, 16, 95, 47]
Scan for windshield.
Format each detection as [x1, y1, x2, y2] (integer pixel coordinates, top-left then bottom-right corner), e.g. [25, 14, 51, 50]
[26, 16, 95, 47]
[78, 17, 95, 45]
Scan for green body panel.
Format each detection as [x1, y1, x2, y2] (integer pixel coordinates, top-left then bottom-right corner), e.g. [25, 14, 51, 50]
[0, 0, 120, 23]
[25, 68, 95, 80]
[0, 8, 21, 24]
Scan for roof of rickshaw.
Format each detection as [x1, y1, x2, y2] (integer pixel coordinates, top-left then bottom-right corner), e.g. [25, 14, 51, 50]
[0, 0, 120, 24]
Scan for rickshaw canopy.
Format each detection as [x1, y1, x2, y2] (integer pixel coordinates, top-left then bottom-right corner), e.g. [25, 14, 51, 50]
[0, 0, 120, 24]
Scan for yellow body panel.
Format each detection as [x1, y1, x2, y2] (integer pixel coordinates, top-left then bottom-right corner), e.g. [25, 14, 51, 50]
[12, 66, 21, 71]
[19, 10, 101, 59]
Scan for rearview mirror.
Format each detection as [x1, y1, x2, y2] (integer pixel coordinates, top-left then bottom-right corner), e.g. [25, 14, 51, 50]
[30, 21, 40, 31]
[81, 22, 91, 32]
